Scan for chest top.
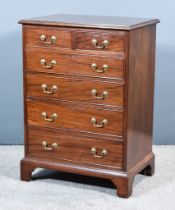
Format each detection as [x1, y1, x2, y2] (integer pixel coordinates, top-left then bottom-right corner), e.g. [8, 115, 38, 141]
[19, 14, 159, 30]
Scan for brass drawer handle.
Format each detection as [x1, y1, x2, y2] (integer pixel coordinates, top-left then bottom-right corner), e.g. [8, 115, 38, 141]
[40, 35, 56, 45]
[41, 84, 58, 94]
[42, 141, 58, 151]
[91, 63, 108, 73]
[41, 112, 57, 122]
[91, 39, 109, 49]
[91, 117, 108, 128]
[40, 59, 56, 69]
[91, 147, 108, 158]
[91, 89, 108, 100]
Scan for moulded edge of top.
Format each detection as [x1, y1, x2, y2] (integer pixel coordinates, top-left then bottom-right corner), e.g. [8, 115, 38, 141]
[18, 15, 160, 31]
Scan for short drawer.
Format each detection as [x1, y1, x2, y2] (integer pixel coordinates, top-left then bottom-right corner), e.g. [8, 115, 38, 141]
[75, 30, 127, 52]
[26, 73, 124, 107]
[26, 100, 123, 137]
[25, 48, 125, 80]
[28, 127, 123, 169]
[23, 25, 72, 49]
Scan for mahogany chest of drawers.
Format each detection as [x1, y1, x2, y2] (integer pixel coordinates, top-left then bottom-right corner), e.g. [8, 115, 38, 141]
[19, 14, 159, 198]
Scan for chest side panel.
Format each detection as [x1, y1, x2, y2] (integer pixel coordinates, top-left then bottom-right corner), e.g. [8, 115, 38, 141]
[126, 25, 156, 171]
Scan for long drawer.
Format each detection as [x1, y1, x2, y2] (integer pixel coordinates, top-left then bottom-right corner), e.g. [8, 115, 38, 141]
[26, 100, 123, 137]
[26, 73, 124, 107]
[24, 48, 125, 80]
[28, 127, 123, 169]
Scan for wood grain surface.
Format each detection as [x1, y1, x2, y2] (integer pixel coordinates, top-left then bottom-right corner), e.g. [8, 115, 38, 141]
[26, 73, 124, 107]
[24, 48, 125, 80]
[75, 30, 126, 52]
[19, 14, 160, 30]
[26, 100, 124, 137]
[23, 25, 72, 49]
[27, 127, 123, 169]
[126, 25, 156, 171]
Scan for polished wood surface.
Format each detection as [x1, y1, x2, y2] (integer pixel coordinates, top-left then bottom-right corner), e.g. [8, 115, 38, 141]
[19, 14, 159, 30]
[20, 14, 159, 198]
[25, 48, 125, 80]
[28, 127, 123, 168]
[23, 25, 72, 49]
[24, 25, 127, 53]
[126, 25, 156, 170]
[76, 30, 126, 52]
[26, 100, 123, 136]
[26, 73, 124, 107]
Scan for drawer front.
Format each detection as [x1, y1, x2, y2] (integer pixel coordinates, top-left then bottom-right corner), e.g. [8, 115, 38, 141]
[26, 74, 124, 107]
[28, 127, 123, 169]
[25, 48, 125, 79]
[26, 100, 123, 137]
[76, 30, 126, 52]
[24, 25, 72, 49]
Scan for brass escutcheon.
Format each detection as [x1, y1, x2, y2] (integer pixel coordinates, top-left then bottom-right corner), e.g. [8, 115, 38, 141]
[40, 59, 56, 69]
[90, 147, 108, 158]
[91, 117, 108, 128]
[41, 112, 58, 122]
[91, 63, 108, 73]
[40, 34, 56, 45]
[91, 89, 108, 100]
[91, 39, 109, 49]
[42, 141, 58, 151]
[41, 84, 58, 94]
